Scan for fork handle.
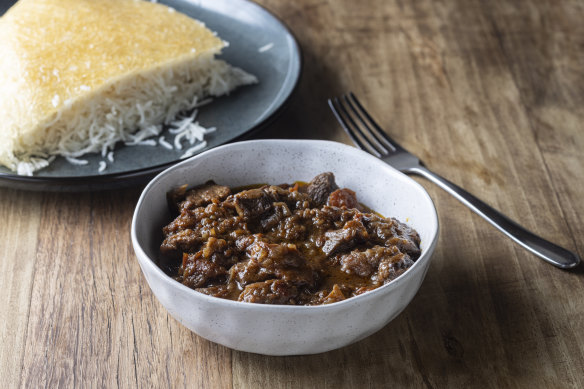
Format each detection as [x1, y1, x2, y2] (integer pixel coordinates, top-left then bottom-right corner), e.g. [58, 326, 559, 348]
[407, 166, 581, 269]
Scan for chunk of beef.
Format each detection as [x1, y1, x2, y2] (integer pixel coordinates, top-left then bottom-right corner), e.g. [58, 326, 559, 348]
[229, 258, 315, 286]
[375, 252, 415, 283]
[234, 234, 257, 252]
[293, 206, 359, 247]
[229, 239, 315, 287]
[229, 259, 268, 285]
[246, 240, 305, 268]
[339, 245, 401, 277]
[271, 213, 307, 241]
[362, 213, 396, 242]
[388, 219, 421, 258]
[196, 285, 236, 299]
[238, 280, 299, 304]
[263, 185, 290, 202]
[260, 201, 292, 231]
[306, 172, 338, 206]
[233, 188, 273, 218]
[180, 253, 227, 289]
[163, 200, 239, 235]
[180, 183, 231, 211]
[388, 237, 421, 259]
[201, 237, 239, 267]
[162, 209, 200, 235]
[318, 206, 362, 229]
[161, 203, 245, 257]
[327, 188, 361, 210]
[264, 185, 312, 210]
[322, 219, 369, 256]
[161, 229, 203, 257]
[362, 215, 421, 259]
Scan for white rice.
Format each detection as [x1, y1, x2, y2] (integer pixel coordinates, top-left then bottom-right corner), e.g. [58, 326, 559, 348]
[66, 156, 89, 165]
[258, 43, 274, 52]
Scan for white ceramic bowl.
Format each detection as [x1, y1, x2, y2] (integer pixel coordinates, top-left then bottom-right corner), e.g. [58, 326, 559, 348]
[131, 139, 439, 355]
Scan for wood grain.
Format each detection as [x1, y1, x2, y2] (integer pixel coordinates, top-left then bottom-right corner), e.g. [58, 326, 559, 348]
[0, 190, 42, 387]
[1, 0, 583, 387]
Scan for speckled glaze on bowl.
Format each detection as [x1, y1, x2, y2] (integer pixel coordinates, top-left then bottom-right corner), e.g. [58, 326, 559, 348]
[131, 139, 439, 355]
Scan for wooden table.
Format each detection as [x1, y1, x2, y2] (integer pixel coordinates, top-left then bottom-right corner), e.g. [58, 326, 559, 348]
[1, 0, 583, 387]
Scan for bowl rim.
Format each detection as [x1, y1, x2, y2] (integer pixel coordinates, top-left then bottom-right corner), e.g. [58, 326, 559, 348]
[131, 139, 439, 311]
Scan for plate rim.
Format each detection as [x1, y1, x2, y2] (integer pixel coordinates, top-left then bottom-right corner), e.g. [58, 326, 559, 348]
[0, 0, 303, 191]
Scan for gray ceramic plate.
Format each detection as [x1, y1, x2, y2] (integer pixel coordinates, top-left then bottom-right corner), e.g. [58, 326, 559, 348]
[0, 0, 301, 191]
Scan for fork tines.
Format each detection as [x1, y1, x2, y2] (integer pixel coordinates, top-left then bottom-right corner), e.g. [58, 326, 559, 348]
[328, 93, 400, 157]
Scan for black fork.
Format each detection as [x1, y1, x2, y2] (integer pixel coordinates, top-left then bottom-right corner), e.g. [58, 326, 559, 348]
[328, 93, 580, 269]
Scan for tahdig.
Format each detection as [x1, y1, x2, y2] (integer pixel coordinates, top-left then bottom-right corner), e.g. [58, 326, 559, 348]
[0, 0, 256, 175]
